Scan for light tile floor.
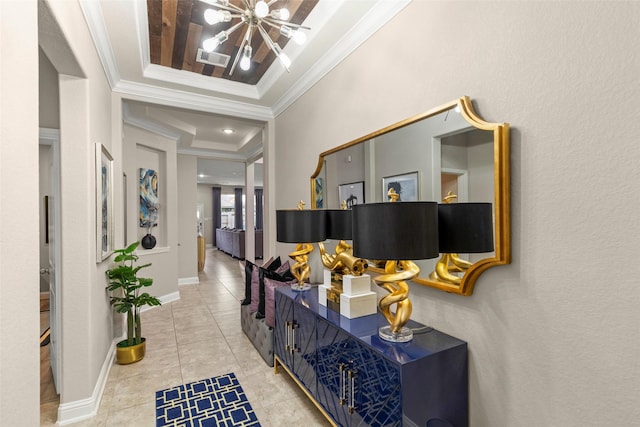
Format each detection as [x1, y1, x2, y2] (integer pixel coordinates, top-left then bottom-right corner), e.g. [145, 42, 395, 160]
[40, 248, 327, 426]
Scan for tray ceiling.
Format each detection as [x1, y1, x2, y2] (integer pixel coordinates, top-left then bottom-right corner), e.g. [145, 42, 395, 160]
[80, 0, 409, 179]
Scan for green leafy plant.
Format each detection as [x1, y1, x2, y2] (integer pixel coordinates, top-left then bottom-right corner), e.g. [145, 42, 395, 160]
[106, 242, 161, 346]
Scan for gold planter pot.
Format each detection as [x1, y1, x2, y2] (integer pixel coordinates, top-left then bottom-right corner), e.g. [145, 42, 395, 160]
[116, 338, 146, 364]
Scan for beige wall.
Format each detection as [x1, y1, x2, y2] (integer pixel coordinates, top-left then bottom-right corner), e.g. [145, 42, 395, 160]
[0, 1, 40, 425]
[197, 184, 215, 245]
[2, 0, 118, 422]
[177, 155, 198, 282]
[39, 47, 59, 129]
[41, 0, 116, 414]
[275, 2, 640, 426]
[123, 124, 179, 301]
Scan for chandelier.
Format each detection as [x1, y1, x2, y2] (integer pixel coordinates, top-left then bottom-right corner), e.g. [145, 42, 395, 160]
[201, 0, 310, 76]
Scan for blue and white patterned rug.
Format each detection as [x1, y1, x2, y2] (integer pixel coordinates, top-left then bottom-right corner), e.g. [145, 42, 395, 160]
[156, 372, 260, 426]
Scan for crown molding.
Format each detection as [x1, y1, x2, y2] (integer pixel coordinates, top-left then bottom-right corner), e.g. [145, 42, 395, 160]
[114, 79, 274, 121]
[177, 147, 250, 161]
[79, 0, 119, 89]
[142, 64, 262, 100]
[123, 104, 181, 141]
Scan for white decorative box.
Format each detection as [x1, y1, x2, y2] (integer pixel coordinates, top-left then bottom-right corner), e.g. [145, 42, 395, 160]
[318, 284, 331, 306]
[342, 274, 372, 296]
[340, 292, 377, 319]
[323, 269, 333, 287]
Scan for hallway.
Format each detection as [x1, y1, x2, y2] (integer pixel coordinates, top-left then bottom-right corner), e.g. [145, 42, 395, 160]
[40, 248, 326, 426]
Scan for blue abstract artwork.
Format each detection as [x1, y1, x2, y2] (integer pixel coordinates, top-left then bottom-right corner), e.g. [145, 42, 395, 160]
[139, 168, 159, 229]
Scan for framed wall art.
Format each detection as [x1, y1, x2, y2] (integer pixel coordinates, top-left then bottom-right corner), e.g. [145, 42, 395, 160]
[315, 177, 324, 208]
[382, 171, 418, 202]
[338, 181, 365, 208]
[139, 168, 159, 229]
[96, 143, 114, 262]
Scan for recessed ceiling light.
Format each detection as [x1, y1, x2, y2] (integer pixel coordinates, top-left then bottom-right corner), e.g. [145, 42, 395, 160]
[222, 128, 234, 134]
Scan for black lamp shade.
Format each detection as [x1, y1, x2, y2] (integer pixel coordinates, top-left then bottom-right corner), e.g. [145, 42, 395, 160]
[276, 209, 326, 243]
[325, 209, 352, 240]
[352, 202, 439, 260]
[438, 203, 494, 253]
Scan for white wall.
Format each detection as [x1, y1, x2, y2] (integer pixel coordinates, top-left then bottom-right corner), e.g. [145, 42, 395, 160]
[274, 2, 640, 426]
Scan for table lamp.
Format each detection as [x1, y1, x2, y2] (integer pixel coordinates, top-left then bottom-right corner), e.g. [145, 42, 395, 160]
[352, 201, 439, 342]
[276, 203, 326, 291]
[430, 202, 494, 285]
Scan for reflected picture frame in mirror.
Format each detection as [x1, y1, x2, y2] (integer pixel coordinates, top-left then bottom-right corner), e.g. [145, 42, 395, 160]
[310, 96, 510, 295]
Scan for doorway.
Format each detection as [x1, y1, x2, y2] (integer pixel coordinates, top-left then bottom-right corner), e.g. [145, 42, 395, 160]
[39, 129, 61, 408]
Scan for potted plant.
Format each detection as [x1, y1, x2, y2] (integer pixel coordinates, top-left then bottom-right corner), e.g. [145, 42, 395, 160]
[106, 241, 161, 364]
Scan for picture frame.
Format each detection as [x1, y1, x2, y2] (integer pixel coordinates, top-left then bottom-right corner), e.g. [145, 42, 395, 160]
[315, 177, 324, 208]
[96, 143, 114, 262]
[338, 181, 365, 208]
[139, 168, 159, 229]
[382, 171, 419, 202]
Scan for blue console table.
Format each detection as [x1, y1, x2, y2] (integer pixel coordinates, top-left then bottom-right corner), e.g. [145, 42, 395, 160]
[274, 286, 468, 427]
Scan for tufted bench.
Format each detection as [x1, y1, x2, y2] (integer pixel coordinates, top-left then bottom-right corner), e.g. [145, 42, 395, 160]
[240, 304, 274, 367]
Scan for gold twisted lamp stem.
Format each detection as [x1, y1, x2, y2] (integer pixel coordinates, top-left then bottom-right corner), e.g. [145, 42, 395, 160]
[372, 260, 419, 334]
[387, 187, 400, 202]
[430, 191, 472, 285]
[430, 253, 472, 285]
[289, 243, 313, 288]
[318, 240, 368, 276]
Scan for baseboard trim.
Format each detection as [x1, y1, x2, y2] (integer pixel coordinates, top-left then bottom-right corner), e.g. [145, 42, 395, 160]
[158, 291, 180, 305]
[178, 276, 199, 286]
[56, 341, 116, 425]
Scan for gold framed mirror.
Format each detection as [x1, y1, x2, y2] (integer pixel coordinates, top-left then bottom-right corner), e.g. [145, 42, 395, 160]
[310, 96, 510, 295]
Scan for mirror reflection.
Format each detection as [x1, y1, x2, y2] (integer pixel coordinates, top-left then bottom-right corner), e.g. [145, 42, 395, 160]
[311, 97, 510, 295]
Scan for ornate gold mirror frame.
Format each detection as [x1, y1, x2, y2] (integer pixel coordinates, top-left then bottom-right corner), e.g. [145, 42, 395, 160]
[310, 96, 510, 295]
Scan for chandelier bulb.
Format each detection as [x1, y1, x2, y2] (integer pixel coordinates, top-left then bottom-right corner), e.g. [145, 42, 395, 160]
[203, 31, 228, 52]
[280, 53, 291, 69]
[240, 45, 252, 71]
[204, 9, 217, 25]
[271, 8, 290, 20]
[280, 26, 293, 38]
[280, 26, 307, 45]
[254, 1, 269, 19]
[277, 49, 291, 69]
[202, 37, 217, 52]
[204, 9, 231, 25]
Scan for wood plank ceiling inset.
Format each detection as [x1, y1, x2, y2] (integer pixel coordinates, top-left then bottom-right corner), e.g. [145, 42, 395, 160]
[147, 0, 318, 85]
